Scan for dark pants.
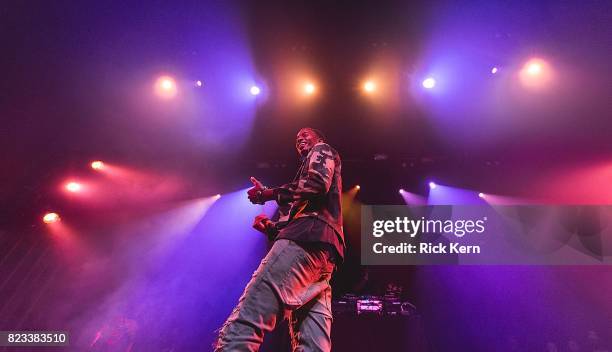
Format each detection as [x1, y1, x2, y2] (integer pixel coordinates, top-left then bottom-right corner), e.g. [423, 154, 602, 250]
[215, 239, 335, 352]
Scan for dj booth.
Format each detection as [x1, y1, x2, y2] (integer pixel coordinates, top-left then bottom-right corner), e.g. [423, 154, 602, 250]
[331, 294, 428, 351]
[262, 294, 429, 351]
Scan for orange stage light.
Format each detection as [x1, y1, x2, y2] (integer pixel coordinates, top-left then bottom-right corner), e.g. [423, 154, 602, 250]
[154, 76, 178, 99]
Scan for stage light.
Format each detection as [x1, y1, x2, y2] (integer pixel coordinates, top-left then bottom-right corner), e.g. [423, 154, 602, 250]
[161, 78, 174, 90]
[491, 67, 498, 74]
[363, 80, 377, 93]
[519, 58, 552, 88]
[355, 185, 361, 190]
[303, 82, 316, 95]
[91, 161, 104, 170]
[195, 80, 203, 87]
[250, 85, 261, 96]
[526, 62, 542, 75]
[400, 189, 427, 205]
[428, 181, 437, 189]
[43, 212, 60, 224]
[478, 192, 485, 198]
[65, 182, 82, 193]
[214, 194, 222, 199]
[422, 77, 436, 89]
[154, 76, 178, 99]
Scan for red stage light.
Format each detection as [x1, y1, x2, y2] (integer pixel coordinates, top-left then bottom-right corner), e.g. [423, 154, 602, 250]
[65, 182, 82, 193]
[91, 161, 104, 170]
[43, 212, 60, 224]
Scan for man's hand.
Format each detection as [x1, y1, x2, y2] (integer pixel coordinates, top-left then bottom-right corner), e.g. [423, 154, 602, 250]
[247, 177, 274, 204]
[252, 214, 272, 234]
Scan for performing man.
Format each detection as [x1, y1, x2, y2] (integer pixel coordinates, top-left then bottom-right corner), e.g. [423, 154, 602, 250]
[215, 127, 344, 352]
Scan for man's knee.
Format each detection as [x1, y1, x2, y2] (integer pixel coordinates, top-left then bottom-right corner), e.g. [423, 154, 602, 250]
[216, 279, 286, 351]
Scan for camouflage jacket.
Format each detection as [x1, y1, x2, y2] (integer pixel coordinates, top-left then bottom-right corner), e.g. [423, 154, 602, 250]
[271, 142, 344, 246]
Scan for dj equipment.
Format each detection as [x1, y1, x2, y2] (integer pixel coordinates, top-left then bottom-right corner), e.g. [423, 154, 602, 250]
[332, 294, 418, 317]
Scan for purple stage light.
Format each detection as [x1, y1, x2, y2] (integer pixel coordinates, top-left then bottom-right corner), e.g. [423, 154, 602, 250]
[399, 189, 427, 205]
[422, 77, 436, 89]
[491, 67, 498, 74]
[428, 184, 488, 205]
[428, 181, 437, 189]
[250, 85, 261, 96]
